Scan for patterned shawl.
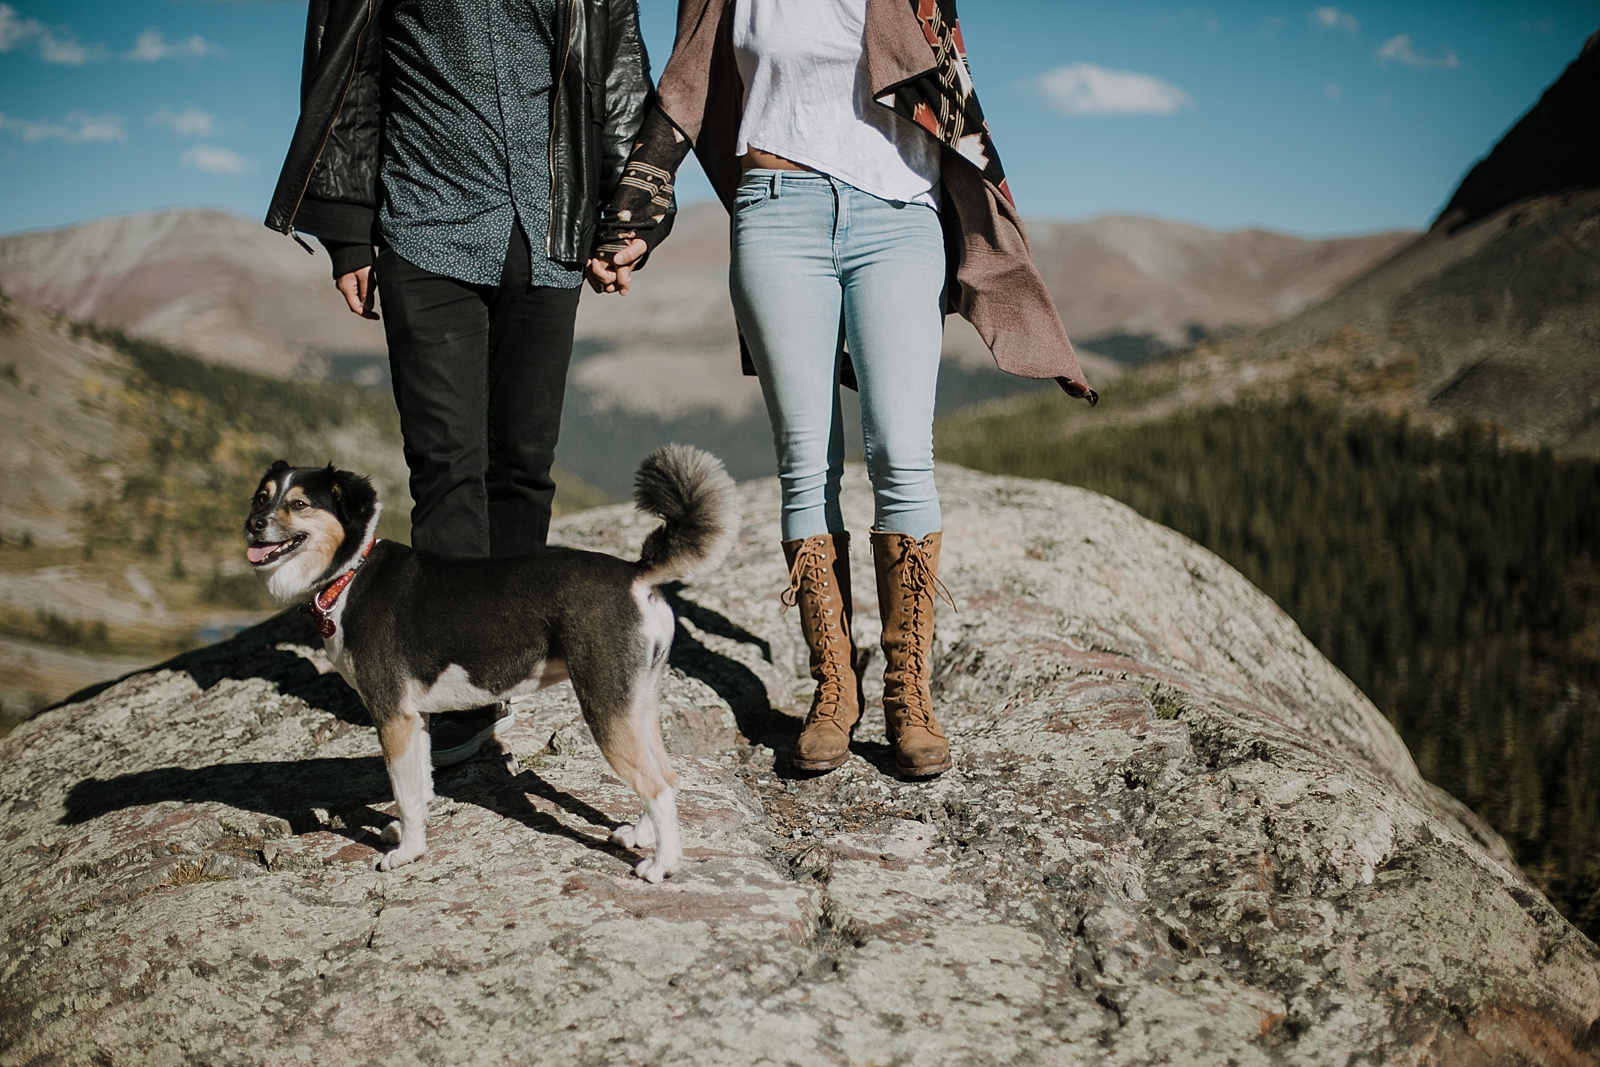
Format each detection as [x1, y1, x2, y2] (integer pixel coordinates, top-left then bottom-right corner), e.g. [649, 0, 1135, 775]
[879, 0, 1013, 207]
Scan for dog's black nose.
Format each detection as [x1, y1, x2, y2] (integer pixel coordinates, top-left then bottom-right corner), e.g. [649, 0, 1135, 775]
[247, 515, 266, 534]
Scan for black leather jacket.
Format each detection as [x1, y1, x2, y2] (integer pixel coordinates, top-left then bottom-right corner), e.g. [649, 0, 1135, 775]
[263, 0, 666, 267]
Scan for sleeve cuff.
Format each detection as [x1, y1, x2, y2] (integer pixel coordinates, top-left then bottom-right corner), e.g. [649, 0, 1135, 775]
[322, 240, 374, 279]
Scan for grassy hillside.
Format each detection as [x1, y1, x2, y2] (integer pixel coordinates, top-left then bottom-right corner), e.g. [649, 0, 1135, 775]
[57, 321, 608, 556]
[0, 306, 608, 730]
[69, 322, 411, 554]
[939, 393, 1600, 938]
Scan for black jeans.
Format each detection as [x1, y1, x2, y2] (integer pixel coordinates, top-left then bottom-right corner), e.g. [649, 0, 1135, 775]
[377, 223, 580, 558]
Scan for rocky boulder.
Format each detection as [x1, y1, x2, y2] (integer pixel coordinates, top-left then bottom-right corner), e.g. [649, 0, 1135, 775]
[2, 467, 1597, 1065]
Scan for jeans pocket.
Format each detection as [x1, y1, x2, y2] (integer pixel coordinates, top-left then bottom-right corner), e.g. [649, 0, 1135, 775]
[733, 184, 772, 213]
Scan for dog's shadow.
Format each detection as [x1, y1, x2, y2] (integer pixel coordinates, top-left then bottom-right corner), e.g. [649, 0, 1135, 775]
[56, 609, 370, 725]
[660, 582, 799, 749]
[60, 756, 639, 865]
[53, 593, 788, 860]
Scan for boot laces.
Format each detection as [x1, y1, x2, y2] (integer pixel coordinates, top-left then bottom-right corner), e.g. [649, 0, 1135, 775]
[780, 538, 827, 610]
[784, 538, 850, 718]
[893, 538, 954, 729]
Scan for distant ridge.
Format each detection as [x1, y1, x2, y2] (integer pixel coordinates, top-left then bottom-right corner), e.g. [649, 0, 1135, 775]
[1436, 30, 1600, 232]
[1021, 29, 1600, 458]
[0, 204, 1411, 382]
[0, 209, 387, 378]
[0, 203, 1410, 493]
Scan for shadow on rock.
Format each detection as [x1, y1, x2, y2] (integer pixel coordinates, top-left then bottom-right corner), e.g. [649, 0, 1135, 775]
[661, 583, 798, 749]
[845, 738, 899, 779]
[476, 767, 640, 864]
[60, 756, 392, 844]
[59, 754, 644, 864]
[51, 594, 783, 857]
[53, 610, 370, 726]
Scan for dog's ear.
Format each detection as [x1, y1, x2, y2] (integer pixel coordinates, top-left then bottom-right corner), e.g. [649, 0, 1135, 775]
[328, 467, 378, 528]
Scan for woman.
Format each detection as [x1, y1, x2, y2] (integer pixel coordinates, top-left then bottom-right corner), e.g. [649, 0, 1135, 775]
[590, 0, 1095, 778]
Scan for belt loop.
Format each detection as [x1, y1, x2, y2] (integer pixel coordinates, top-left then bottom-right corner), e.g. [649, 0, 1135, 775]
[773, 170, 783, 199]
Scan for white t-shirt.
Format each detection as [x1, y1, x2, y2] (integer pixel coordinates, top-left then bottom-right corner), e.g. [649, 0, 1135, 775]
[731, 0, 941, 206]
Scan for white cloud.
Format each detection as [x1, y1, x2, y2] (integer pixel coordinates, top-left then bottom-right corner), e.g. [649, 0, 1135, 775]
[1375, 34, 1460, 69]
[1036, 64, 1194, 117]
[37, 33, 98, 64]
[1309, 7, 1359, 33]
[149, 106, 215, 138]
[1154, 9, 1221, 34]
[126, 28, 225, 62]
[0, 3, 28, 50]
[0, 3, 104, 64]
[0, 110, 126, 143]
[182, 145, 248, 175]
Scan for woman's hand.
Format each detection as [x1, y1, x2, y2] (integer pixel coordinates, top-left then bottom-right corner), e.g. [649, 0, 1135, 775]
[584, 238, 648, 295]
[336, 266, 379, 319]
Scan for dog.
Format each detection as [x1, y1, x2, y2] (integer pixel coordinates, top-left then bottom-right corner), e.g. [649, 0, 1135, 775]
[242, 444, 738, 881]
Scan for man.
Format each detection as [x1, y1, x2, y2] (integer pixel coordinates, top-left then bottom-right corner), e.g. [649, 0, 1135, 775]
[265, 0, 663, 764]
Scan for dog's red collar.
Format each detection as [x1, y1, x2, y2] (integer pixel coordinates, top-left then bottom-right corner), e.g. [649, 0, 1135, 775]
[308, 536, 379, 639]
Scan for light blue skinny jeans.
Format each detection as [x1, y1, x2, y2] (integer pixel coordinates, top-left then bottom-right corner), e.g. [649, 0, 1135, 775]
[730, 170, 946, 541]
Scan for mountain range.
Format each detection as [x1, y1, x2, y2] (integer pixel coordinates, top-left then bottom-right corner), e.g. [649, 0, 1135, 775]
[0, 201, 1413, 715]
[1037, 30, 1600, 457]
[0, 202, 1410, 491]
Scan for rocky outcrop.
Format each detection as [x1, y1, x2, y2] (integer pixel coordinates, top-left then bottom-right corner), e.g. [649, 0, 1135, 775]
[3, 467, 1597, 1065]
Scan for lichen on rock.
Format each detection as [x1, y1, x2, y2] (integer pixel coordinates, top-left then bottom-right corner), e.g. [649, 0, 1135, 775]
[2, 467, 1595, 1066]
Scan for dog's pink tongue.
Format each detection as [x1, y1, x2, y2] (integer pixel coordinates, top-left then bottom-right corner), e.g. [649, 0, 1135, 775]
[246, 542, 280, 564]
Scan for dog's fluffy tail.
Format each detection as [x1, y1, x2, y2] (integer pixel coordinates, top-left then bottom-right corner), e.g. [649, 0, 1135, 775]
[634, 444, 740, 585]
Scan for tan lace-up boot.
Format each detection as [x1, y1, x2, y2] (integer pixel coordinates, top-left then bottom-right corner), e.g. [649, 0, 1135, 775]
[782, 533, 862, 771]
[871, 530, 954, 777]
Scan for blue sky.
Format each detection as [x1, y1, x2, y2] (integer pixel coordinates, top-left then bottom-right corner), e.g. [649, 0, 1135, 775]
[0, 1, 1594, 237]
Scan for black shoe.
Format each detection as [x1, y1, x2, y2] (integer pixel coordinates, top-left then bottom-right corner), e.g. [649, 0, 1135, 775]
[429, 703, 512, 768]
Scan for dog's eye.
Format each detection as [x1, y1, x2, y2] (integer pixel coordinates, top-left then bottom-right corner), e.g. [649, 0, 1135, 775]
[254, 493, 268, 506]
[291, 500, 308, 511]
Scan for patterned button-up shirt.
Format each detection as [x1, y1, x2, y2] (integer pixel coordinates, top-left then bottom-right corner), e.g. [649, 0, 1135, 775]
[378, 0, 582, 289]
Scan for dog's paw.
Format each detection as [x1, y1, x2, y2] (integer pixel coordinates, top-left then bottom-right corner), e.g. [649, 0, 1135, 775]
[610, 821, 656, 850]
[377, 842, 425, 871]
[633, 855, 677, 884]
[380, 820, 402, 846]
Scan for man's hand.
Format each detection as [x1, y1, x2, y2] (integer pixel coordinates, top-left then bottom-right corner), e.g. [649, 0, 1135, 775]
[336, 265, 379, 319]
[584, 238, 648, 295]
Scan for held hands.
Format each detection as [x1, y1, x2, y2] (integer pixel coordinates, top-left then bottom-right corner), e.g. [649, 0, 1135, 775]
[337, 243, 649, 306]
[584, 237, 648, 296]
[336, 265, 379, 319]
